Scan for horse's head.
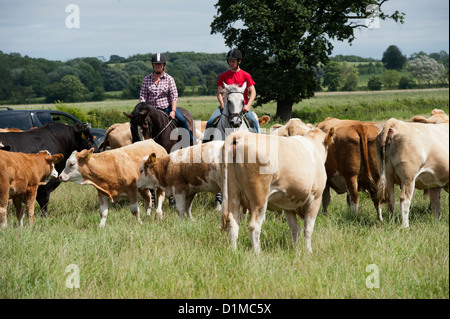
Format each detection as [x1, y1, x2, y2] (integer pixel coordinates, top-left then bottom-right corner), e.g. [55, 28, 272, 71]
[223, 82, 247, 128]
[124, 102, 153, 143]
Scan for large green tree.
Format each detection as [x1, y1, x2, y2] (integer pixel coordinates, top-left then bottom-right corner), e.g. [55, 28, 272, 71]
[211, 0, 404, 120]
[381, 45, 406, 70]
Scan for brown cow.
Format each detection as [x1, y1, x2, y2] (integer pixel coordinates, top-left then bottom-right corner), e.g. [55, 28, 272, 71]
[137, 141, 224, 219]
[317, 118, 384, 220]
[59, 139, 167, 227]
[0, 150, 63, 228]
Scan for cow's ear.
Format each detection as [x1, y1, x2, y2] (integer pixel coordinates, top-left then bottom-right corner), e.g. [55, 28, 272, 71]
[87, 148, 95, 159]
[325, 127, 335, 147]
[149, 153, 157, 164]
[52, 153, 64, 164]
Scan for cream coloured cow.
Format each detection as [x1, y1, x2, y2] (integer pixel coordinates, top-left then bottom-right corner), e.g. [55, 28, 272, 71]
[137, 141, 224, 219]
[99, 122, 132, 151]
[59, 139, 167, 227]
[270, 118, 313, 137]
[376, 119, 449, 228]
[221, 129, 335, 253]
[411, 109, 449, 124]
[0, 150, 63, 228]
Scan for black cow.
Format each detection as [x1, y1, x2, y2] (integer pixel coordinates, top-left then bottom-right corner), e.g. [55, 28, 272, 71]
[0, 122, 98, 216]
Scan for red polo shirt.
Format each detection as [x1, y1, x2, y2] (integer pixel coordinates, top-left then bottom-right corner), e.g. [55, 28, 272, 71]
[217, 69, 255, 104]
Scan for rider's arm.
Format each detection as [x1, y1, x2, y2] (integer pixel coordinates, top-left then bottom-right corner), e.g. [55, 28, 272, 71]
[244, 85, 256, 113]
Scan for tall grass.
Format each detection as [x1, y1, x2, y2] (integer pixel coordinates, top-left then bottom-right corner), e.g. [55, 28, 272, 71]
[0, 183, 448, 298]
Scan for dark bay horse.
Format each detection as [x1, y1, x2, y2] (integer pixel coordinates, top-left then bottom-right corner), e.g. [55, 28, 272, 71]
[124, 102, 195, 154]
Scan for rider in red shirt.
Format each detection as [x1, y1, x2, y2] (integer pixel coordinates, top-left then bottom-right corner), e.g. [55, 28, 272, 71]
[205, 49, 260, 133]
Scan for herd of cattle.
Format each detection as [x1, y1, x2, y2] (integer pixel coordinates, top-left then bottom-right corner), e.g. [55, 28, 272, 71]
[0, 109, 448, 253]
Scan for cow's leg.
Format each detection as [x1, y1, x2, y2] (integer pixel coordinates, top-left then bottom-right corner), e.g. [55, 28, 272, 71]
[284, 210, 300, 245]
[0, 193, 8, 229]
[184, 194, 196, 221]
[174, 192, 187, 220]
[13, 198, 25, 227]
[226, 195, 241, 251]
[36, 187, 50, 217]
[371, 195, 383, 222]
[386, 173, 396, 218]
[139, 189, 152, 217]
[428, 188, 441, 221]
[345, 176, 359, 214]
[155, 188, 165, 219]
[98, 194, 110, 228]
[248, 204, 267, 254]
[321, 185, 330, 215]
[129, 190, 142, 225]
[304, 196, 321, 253]
[25, 191, 37, 226]
[400, 181, 415, 228]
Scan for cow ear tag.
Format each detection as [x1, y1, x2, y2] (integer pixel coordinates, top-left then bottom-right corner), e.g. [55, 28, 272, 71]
[87, 153, 92, 159]
[81, 133, 86, 139]
[151, 155, 156, 163]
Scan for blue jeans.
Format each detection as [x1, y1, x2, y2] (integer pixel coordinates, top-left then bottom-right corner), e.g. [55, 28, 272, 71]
[163, 107, 193, 144]
[205, 106, 260, 133]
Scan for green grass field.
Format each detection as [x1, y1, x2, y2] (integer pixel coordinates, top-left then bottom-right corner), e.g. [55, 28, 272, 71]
[0, 89, 448, 299]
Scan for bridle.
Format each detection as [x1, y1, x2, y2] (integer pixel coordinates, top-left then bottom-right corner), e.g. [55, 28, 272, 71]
[224, 91, 245, 124]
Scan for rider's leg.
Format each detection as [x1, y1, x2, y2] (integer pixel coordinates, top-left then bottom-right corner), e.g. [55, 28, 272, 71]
[205, 107, 222, 130]
[164, 107, 194, 145]
[244, 111, 260, 133]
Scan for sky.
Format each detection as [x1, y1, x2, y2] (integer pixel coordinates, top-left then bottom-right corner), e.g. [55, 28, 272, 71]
[0, 0, 448, 62]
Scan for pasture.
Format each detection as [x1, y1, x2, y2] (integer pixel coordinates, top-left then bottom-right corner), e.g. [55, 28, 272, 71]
[0, 89, 448, 299]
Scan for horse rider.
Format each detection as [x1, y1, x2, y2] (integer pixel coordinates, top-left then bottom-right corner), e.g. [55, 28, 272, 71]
[139, 53, 193, 145]
[204, 48, 260, 134]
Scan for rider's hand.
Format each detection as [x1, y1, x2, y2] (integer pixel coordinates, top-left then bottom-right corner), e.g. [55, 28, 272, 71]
[243, 105, 250, 113]
[170, 110, 176, 119]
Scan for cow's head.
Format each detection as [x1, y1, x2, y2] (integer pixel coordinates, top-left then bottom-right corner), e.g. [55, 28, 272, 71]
[59, 148, 94, 184]
[40, 151, 64, 185]
[73, 122, 99, 153]
[137, 152, 160, 190]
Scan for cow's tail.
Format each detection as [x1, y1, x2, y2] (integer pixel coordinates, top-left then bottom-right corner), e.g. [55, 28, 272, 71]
[359, 126, 376, 191]
[98, 125, 116, 151]
[220, 134, 238, 231]
[376, 119, 396, 201]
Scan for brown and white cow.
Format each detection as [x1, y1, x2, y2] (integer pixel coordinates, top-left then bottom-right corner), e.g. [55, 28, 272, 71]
[376, 118, 449, 228]
[221, 129, 335, 253]
[0, 150, 63, 228]
[137, 141, 224, 219]
[59, 139, 167, 227]
[317, 118, 384, 219]
[99, 122, 132, 151]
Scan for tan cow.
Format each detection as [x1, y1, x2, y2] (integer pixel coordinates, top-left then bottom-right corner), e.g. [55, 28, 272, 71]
[137, 141, 224, 219]
[317, 118, 384, 219]
[59, 139, 167, 227]
[221, 129, 335, 253]
[0, 150, 63, 228]
[99, 122, 132, 151]
[376, 119, 449, 228]
[270, 118, 314, 137]
[411, 109, 449, 124]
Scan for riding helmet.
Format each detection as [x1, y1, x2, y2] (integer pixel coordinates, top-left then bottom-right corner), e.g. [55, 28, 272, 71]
[152, 53, 167, 64]
[226, 49, 242, 61]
